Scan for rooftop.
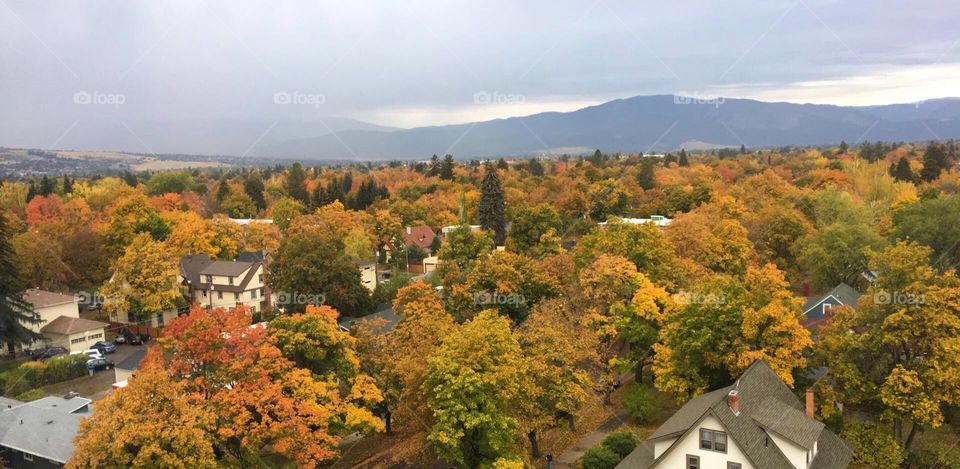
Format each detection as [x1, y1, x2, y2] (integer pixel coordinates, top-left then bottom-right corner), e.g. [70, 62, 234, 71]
[40, 315, 108, 335]
[23, 288, 76, 309]
[0, 395, 92, 463]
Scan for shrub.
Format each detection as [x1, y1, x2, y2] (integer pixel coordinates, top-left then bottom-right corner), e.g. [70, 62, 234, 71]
[906, 443, 960, 469]
[601, 431, 637, 458]
[14, 388, 47, 402]
[580, 446, 620, 469]
[841, 422, 906, 469]
[489, 457, 525, 469]
[4, 361, 44, 396]
[42, 355, 88, 383]
[622, 382, 657, 423]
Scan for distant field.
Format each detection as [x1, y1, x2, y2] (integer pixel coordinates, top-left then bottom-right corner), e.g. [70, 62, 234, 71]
[134, 159, 230, 171]
[56, 150, 140, 161]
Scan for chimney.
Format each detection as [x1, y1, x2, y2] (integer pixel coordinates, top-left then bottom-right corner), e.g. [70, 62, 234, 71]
[803, 282, 811, 297]
[806, 387, 815, 418]
[727, 389, 740, 415]
[406, 226, 412, 234]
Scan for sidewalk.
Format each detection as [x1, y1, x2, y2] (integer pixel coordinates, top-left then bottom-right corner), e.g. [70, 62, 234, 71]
[553, 409, 631, 467]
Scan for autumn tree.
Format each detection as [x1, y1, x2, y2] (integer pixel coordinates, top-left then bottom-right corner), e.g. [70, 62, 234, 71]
[424, 310, 524, 467]
[12, 231, 74, 290]
[68, 366, 217, 468]
[574, 220, 684, 291]
[479, 165, 506, 245]
[505, 204, 562, 256]
[436, 223, 493, 287]
[448, 250, 560, 322]
[666, 211, 753, 277]
[654, 264, 811, 401]
[893, 194, 960, 270]
[101, 233, 181, 323]
[816, 241, 960, 450]
[587, 178, 629, 221]
[152, 305, 382, 466]
[103, 195, 169, 259]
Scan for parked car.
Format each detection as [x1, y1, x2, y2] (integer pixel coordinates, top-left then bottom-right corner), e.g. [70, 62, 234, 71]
[124, 334, 143, 345]
[71, 349, 103, 360]
[33, 346, 68, 361]
[91, 341, 116, 354]
[113, 334, 126, 345]
[86, 358, 114, 371]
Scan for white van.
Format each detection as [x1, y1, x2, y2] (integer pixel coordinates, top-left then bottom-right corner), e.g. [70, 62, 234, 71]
[70, 349, 103, 360]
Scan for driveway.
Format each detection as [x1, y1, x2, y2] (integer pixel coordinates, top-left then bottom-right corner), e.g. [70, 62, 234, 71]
[40, 342, 150, 401]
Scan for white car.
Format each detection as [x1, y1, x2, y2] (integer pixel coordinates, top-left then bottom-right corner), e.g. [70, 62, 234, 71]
[70, 349, 104, 360]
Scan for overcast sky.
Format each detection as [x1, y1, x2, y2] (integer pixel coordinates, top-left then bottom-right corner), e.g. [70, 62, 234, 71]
[2, 0, 959, 136]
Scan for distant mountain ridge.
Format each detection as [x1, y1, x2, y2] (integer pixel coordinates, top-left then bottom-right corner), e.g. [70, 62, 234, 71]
[260, 95, 960, 160]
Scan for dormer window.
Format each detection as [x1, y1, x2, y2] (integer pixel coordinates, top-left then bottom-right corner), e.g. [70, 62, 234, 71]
[206, 275, 213, 283]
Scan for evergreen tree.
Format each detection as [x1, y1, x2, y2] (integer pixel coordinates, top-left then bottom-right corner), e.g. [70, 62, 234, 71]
[921, 142, 949, 182]
[122, 171, 138, 187]
[664, 153, 677, 165]
[429, 154, 441, 176]
[497, 158, 509, 170]
[479, 165, 506, 245]
[341, 172, 353, 194]
[285, 162, 310, 203]
[26, 182, 37, 202]
[679, 150, 690, 167]
[39, 175, 54, 196]
[440, 154, 455, 180]
[590, 149, 604, 166]
[62, 175, 73, 194]
[528, 158, 544, 177]
[637, 159, 656, 190]
[244, 172, 266, 210]
[0, 214, 40, 353]
[890, 158, 915, 183]
[740, 144, 747, 154]
[215, 177, 231, 203]
[839, 140, 850, 154]
[310, 185, 328, 209]
[325, 177, 346, 204]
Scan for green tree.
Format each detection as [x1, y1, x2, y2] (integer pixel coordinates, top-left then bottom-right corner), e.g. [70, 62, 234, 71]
[437, 224, 493, 287]
[920, 142, 949, 182]
[243, 172, 267, 210]
[479, 165, 506, 245]
[505, 204, 562, 256]
[0, 214, 40, 351]
[440, 154, 456, 180]
[678, 150, 690, 166]
[893, 195, 960, 270]
[637, 159, 656, 190]
[286, 162, 310, 203]
[424, 310, 524, 467]
[588, 179, 629, 221]
[574, 220, 684, 291]
[889, 157, 915, 183]
[146, 172, 194, 196]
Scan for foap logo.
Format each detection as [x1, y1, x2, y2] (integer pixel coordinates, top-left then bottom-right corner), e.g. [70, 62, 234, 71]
[273, 91, 325, 108]
[274, 291, 326, 306]
[473, 90, 525, 106]
[873, 290, 925, 306]
[474, 291, 526, 306]
[673, 291, 725, 306]
[673, 92, 724, 108]
[73, 90, 126, 109]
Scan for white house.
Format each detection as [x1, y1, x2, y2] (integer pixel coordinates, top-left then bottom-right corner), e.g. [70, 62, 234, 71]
[179, 253, 272, 313]
[20, 289, 107, 353]
[617, 361, 852, 469]
[597, 215, 671, 229]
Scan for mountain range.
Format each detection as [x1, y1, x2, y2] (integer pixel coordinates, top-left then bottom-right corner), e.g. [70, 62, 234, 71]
[11, 96, 960, 160]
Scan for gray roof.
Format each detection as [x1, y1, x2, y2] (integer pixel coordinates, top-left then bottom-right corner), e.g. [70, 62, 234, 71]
[180, 254, 262, 293]
[338, 308, 401, 334]
[0, 398, 22, 410]
[200, 260, 253, 277]
[802, 282, 861, 314]
[40, 315, 108, 335]
[616, 441, 654, 468]
[620, 360, 852, 469]
[23, 288, 76, 309]
[0, 396, 92, 463]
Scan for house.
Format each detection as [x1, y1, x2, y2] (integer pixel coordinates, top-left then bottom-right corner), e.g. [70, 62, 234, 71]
[617, 361, 852, 469]
[440, 224, 482, 236]
[179, 253, 272, 314]
[39, 317, 108, 354]
[227, 218, 274, 226]
[338, 308, 401, 334]
[800, 283, 861, 332]
[19, 289, 107, 354]
[356, 260, 378, 292]
[113, 349, 146, 388]
[382, 226, 438, 261]
[0, 394, 93, 468]
[422, 256, 439, 273]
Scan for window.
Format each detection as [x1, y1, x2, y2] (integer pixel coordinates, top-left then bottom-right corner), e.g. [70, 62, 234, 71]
[251, 306, 257, 313]
[260, 288, 264, 296]
[156, 312, 164, 327]
[728, 463, 742, 469]
[206, 275, 213, 283]
[700, 429, 727, 453]
[259, 274, 264, 283]
[217, 291, 223, 300]
[88, 333, 103, 340]
[234, 292, 240, 301]
[229, 276, 234, 285]
[202, 289, 207, 297]
[251, 289, 257, 299]
[71, 337, 85, 344]
[23, 453, 33, 461]
[686, 455, 699, 469]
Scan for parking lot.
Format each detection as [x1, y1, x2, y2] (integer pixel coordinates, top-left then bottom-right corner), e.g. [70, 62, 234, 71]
[39, 341, 150, 401]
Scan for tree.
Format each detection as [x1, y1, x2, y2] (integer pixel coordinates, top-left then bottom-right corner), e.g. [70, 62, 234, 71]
[893, 195, 960, 270]
[654, 264, 811, 401]
[479, 165, 506, 244]
[0, 214, 40, 351]
[215, 177, 231, 202]
[448, 250, 560, 323]
[528, 158, 545, 176]
[799, 222, 885, 290]
[424, 310, 525, 467]
[587, 179, 629, 221]
[243, 172, 267, 210]
[497, 158, 509, 170]
[12, 231, 73, 290]
[920, 142, 949, 182]
[101, 233, 180, 323]
[574, 220, 684, 291]
[637, 159, 656, 190]
[68, 366, 217, 468]
[219, 191, 257, 218]
[62, 175, 73, 194]
[146, 172, 193, 196]
[103, 195, 168, 259]
[152, 305, 382, 465]
[439, 154, 456, 180]
[39, 175, 55, 196]
[285, 162, 310, 203]
[839, 140, 850, 154]
[505, 204, 562, 256]
[666, 213, 753, 277]
[242, 221, 280, 256]
[269, 197, 304, 230]
[678, 150, 690, 166]
[890, 157, 915, 183]
[817, 241, 960, 450]
[271, 224, 371, 316]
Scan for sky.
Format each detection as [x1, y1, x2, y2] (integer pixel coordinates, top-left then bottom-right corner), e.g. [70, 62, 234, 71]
[2, 0, 959, 147]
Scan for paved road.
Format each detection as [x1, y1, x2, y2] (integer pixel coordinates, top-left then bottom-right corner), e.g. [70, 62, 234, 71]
[40, 342, 149, 401]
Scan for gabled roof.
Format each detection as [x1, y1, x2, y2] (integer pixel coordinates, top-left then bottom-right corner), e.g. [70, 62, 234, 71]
[180, 254, 263, 293]
[23, 288, 76, 309]
[40, 315, 108, 335]
[619, 360, 852, 469]
[802, 282, 861, 314]
[402, 226, 436, 251]
[200, 261, 252, 277]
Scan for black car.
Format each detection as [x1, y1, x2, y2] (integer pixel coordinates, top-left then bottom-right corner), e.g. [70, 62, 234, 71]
[87, 358, 115, 371]
[32, 346, 68, 361]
